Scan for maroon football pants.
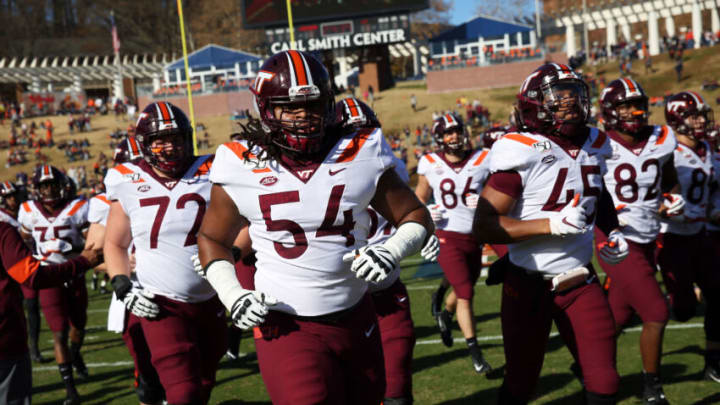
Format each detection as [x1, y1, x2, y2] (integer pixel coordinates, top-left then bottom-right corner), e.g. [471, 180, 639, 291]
[658, 231, 720, 341]
[39, 281, 88, 332]
[123, 312, 163, 402]
[139, 295, 227, 405]
[372, 280, 415, 400]
[501, 264, 619, 401]
[596, 229, 669, 327]
[254, 294, 385, 405]
[437, 230, 483, 300]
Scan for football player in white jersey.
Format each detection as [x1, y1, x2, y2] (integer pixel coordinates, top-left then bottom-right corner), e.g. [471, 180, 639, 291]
[18, 165, 90, 405]
[473, 63, 628, 405]
[658, 91, 720, 384]
[415, 112, 493, 374]
[197, 50, 433, 405]
[597, 78, 683, 404]
[104, 102, 227, 405]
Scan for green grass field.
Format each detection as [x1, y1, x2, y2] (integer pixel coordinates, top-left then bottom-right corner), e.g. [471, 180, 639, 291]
[28, 256, 717, 404]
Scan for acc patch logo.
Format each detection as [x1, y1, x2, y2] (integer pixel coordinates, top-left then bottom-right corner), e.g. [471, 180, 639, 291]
[260, 176, 278, 186]
[137, 184, 151, 192]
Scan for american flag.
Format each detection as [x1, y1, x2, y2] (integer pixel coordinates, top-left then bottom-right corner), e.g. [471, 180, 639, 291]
[110, 11, 121, 54]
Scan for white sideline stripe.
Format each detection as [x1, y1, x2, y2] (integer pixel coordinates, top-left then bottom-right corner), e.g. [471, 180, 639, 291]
[415, 323, 704, 345]
[33, 361, 134, 372]
[33, 323, 704, 372]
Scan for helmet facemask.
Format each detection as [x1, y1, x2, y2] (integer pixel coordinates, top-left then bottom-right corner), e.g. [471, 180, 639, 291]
[614, 98, 649, 135]
[682, 108, 714, 140]
[441, 127, 467, 154]
[143, 130, 194, 177]
[539, 80, 590, 137]
[38, 179, 65, 208]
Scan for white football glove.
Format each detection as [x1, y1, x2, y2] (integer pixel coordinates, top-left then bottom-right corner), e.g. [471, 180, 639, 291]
[204, 259, 277, 330]
[465, 193, 479, 209]
[597, 230, 629, 265]
[429, 204, 448, 225]
[190, 253, 205, 279]
[548, 195, 591, 237]
[343, 245, 397, 283]
[420, 234, 440, 262]
[230, 291, 278, 330]
[663, 193, 685, 217]
[123, 287, 160, 319]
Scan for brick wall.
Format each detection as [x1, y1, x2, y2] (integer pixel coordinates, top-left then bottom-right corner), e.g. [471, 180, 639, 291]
[426, 52, 569, 93]
[138, 91, 254, 118]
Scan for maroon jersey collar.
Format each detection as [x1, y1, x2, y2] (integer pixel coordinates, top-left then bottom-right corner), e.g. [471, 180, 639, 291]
[137, 158, 199, 190]
[436, 150, 473, 172]
[606, 127, 652, 156]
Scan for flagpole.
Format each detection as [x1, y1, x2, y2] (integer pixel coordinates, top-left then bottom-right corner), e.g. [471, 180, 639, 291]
[176, 0, 198, 155]
[111, 10, 125, 107]
[286, 0, 295, 49]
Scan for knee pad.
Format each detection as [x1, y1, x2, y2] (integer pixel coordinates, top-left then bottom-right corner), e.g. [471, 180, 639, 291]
[383, 397, 413, 405]
[585, 391, 616, 405]
[136, 373, 165, 404]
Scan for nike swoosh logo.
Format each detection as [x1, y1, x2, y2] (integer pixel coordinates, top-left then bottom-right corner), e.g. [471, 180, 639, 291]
[397, 296, 408, 303]
[364, 323, 376, 338]
[562, 217, 582, 230]
[329, 168, 346, 176]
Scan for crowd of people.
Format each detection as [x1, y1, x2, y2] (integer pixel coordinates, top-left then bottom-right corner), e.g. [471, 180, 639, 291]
[1, 48, 720, 405]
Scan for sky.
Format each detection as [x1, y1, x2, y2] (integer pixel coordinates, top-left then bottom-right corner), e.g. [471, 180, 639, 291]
[449, 0, 537, 25]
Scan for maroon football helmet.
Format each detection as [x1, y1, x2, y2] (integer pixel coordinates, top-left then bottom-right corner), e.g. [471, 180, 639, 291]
[516, 63, 590, 137]
[665, 91, 715, 139]
[251, 50, 335, 155]
[482, 127, 507, 149]
[432, 112, 468, 153]
[113, 135, 144, 165]
[32, 165, 72, 208]
[0, 180, 19, 211]
[600, 78, 649, 134]
[135, 101, 194, 177]
[335, 97, 380, 130]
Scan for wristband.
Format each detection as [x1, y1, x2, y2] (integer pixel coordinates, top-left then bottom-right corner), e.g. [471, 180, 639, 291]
[110, 275, 132, 301]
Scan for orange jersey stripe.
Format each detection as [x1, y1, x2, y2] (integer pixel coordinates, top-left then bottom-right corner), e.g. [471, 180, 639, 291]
[504, 133, 536, 146]
[22, 201, 31, 213]
[288, 51, 308, 86]
[656, 126, 669, 145]
[194, 155, 215, 176]
[114, 164, 133, 175]
[473, 150, 489, 166]
[591, 131, 607, 148]
[94, 195, 111, 205]
[7, 255, 40, 284]
[223, 142, 267, 172]
[424, 154, 436, 164]
[337, 130, 372, 163]
[67, 200, 87, 216]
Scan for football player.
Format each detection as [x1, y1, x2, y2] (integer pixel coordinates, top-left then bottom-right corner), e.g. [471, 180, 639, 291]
[473, 63, 627, 405]
[18, 165, 90, 405]
[337, 97, 436, 405]
[104, 102, 227, 405]
[0, 220, 101, 405]
[197, 50, 433, 405]
[658, 91, 720, 384]
[415, 112, 493, 374]
[597, 78, 683, 404]
[0, 180, 48, 365]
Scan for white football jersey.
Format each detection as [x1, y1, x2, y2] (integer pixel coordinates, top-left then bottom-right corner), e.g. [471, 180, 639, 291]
[660, 141, 714, 235]
[603, 126, 677, 243]
[489, 129, 610, 274]
[0, 207, 19, 228]
[88, 193, 111, 226]
[416, 148, 491, 234]
[366, 157, 410, 293]
[104, 156, 215, 303]
[210, 128, 395, 316]
[18, 198, 89, 264]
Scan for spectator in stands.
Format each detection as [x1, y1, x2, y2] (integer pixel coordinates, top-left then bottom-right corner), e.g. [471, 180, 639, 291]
[411, 94, 417, 112]
[675, 56, 683, 82]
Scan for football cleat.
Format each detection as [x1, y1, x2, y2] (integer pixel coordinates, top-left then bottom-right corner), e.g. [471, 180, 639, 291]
[469, 345, 492, 375]
[63, 394, 81, 405]
[705, 361, 720, 383]
[643, 373, 669, 404]
[436, 310, 454, 348]
[30, 349, 48, 363]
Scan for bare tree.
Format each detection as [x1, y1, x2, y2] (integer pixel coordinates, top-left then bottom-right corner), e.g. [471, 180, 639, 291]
[475, 0, 531, 21]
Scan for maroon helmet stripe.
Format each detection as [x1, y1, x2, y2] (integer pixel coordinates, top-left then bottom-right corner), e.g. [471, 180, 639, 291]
[288, 50, 308, 86]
